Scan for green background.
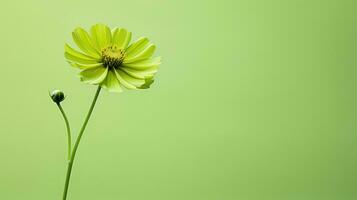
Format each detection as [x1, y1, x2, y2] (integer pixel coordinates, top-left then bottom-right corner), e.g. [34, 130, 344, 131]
[0, 0, 356, 199]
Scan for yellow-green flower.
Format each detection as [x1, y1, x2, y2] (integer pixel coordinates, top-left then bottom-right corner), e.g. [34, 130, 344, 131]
[65, 24, 160, 92]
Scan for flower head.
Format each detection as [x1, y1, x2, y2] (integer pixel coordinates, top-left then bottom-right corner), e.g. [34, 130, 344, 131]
[65, 24, 160, 92]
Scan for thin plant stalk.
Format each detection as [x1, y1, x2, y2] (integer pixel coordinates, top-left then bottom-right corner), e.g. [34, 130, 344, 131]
[56, 103, 72, 160]
[62, 86, 102, 200]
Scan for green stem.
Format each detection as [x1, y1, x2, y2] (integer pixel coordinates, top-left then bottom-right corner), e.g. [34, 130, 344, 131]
[57, 103, 72, 160]
[62, 86, 102, 200]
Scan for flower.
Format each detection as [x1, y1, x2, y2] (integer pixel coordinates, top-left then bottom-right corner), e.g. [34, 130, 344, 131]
[65, 24, 160, 92]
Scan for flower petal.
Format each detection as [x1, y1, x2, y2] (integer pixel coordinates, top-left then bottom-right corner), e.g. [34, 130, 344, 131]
[101, 70, 122, 92]
[123, 57, 161, 70]
[65, 44, 100, 64]
[90, 24, 112, 50]
[79, 65, 108, 84]
[112, 28, 132, 49]
[114, 69, 137, 90]
[72, 27, 101, 58]
[121, 66, 157, 79]
[124, 44, 156, 63]
[139, 77, 155, 89]
[125, 37, 150, 57]
[68, 62, 103, 70]
[116, 69, 145, 88]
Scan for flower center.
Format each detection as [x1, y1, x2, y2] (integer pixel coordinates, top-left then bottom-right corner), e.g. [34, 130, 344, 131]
[102, 45, 125, 69]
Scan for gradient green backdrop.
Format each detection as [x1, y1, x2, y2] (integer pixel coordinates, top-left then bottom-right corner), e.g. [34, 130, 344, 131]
[0, 0, 356, 199]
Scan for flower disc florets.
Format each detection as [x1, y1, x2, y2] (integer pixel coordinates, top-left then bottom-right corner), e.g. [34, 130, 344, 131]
[102, 45, 125, 69]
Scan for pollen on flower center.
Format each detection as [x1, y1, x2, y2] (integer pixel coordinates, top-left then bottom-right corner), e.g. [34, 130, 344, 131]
[102, 45, 125, 69]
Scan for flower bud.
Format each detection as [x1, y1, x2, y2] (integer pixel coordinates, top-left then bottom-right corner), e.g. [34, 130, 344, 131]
[50, 90, 65, 103]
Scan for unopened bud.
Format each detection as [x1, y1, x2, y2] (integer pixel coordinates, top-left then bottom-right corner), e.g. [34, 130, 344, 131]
[50, 90, 65, 103]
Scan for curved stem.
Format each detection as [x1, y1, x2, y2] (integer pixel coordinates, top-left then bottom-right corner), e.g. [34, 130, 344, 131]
[62, 86, 102, 200]
[57, 103, 72, 160]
